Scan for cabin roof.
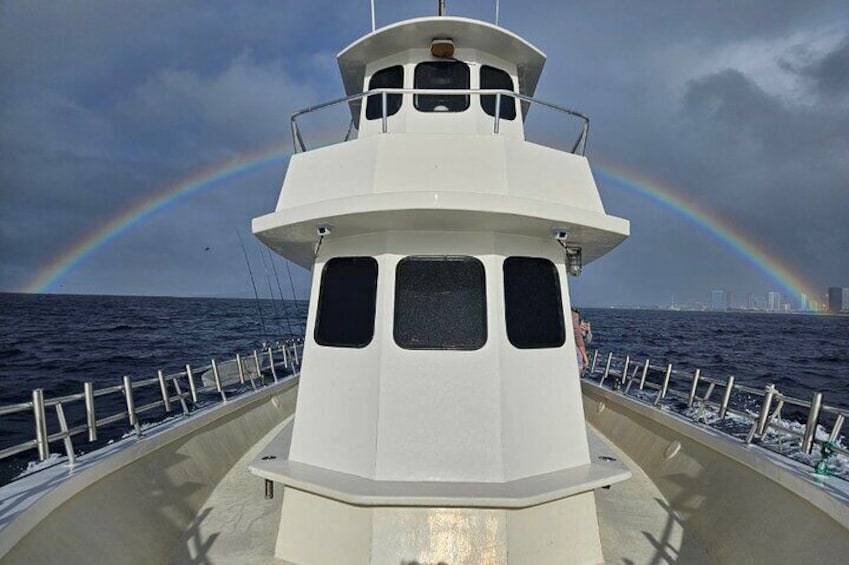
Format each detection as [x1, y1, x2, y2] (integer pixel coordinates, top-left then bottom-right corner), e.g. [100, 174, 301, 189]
[337, 16, 546, 97]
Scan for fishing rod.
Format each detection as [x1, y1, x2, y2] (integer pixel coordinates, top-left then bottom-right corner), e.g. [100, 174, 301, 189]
[283, 259, 304, 336]
[258, 247, 289, 339]
[268, 250, 298, 338]
[235, 229, 269, 345]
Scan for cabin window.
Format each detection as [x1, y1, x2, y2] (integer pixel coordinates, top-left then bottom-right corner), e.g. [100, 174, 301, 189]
[366, 65, 404, 120]
[394, 256, 486, 350]
[315, 257, 378, 348]
[414, 61, 470, 113]
[480, 65, 516, 120]
[503, 257, 565, 348]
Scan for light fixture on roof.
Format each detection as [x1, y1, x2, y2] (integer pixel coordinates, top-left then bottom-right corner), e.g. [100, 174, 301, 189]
[431, 38, 455, 58]
[565, 246, 583, 277]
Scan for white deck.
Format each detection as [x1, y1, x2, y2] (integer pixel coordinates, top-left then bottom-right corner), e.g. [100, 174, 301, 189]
[168, 422, 711, 564]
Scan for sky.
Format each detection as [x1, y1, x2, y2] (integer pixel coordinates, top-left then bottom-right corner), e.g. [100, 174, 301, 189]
[1, 0, 847, 307]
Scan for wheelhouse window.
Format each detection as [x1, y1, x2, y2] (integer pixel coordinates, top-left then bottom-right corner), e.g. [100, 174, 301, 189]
[480, 65, 516, 120]
[503, 257, 565, 348]
[394, 256, 486, 350]
[414, 61, 470, 113]
[366, 65, 404, 120]
[315, 257, 378, 348]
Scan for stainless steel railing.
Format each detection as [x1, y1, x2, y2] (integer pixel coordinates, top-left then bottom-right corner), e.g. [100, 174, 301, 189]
[290, 87, 591, 155]
[583, 350, 849, 472]
[0, 339, 304, 473]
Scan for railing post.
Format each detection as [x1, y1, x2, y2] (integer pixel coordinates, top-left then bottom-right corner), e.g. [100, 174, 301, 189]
[186, 364, 198, 404]
[618, 355, 630, 391]
[829, 414, 845, 444]
[157, 370, 172, 413]
[802, 392, 823, 455]
[211, 359, 227, 402]
[719, 375, 735, 419]
[590, 350, 599, 374]
[33, 389, 49, 461]
[293, 342, 300, 366]
[494, 93, 502, 134]
[84, 381, 97, 442]
[282, 343, 289, 369]
[687, 369, 702, 408]
[381, 91, 388, 133]
[123, 375, 141, 437]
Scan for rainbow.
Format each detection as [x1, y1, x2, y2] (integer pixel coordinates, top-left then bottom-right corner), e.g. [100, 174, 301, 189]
[593, 160, 821, 302]
[22, 146, 821, 303]
[22, 143, 292, 294]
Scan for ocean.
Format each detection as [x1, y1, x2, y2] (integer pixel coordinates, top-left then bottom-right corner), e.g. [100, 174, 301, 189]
[1, 293, 847, 485]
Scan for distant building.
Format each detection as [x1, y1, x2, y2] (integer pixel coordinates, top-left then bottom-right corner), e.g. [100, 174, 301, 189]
[829, 287, 849, 313]
[768, 292, 782, 312]
[711, 290, 728, 311]
[800, 293, 808, 312]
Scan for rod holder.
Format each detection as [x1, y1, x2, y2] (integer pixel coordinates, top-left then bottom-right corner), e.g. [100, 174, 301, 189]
[802, 392, 823, 455]
[755, 384, 776, 437]
[158, 370, 172, 413]
[33, 388, 49, 461]
[186, 364, 198, 403]
[265, 479, 274, 500]
[719, 375, 735, 420]
[84, 381, 97, 442]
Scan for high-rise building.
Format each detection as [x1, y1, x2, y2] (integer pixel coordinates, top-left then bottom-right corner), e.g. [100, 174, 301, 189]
[768, 292, 782, 312]
[800, 293, 808, 312]
[829, 287, 849, 313]
[711, 290, 728, 311]
[828, 287, 842, 313]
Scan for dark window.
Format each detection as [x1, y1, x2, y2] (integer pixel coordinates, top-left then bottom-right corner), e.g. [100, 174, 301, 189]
[394, 256, 486, 349]
[414, 62, 470, 113]
[503, 257, 565, 348]
[366, 66, 404, 120]
[315, 257, 378, 348]
[480, 65, 516, 120]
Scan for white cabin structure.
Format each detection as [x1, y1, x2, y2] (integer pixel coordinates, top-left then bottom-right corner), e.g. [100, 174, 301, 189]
[252, 15, 630, 564]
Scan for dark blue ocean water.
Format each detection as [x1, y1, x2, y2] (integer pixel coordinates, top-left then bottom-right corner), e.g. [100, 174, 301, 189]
[0, 294, 847, 485]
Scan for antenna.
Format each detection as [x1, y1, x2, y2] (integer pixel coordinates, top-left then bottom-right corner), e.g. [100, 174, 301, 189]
[370, 0, 375, 31]
[439, 1, 446, 17]
[495, 0, 500, 25]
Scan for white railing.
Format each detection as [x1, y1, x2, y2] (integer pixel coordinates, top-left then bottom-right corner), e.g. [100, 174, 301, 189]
[0, 339, 304, 475]
[290, 87, 591, 155]
[583, 350, 848, 477]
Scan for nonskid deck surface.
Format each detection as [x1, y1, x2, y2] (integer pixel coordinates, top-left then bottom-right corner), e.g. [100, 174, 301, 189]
[167, 421, 710, 564]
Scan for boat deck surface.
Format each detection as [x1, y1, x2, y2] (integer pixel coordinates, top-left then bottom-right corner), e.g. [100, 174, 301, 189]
[167, 422, 712, 564]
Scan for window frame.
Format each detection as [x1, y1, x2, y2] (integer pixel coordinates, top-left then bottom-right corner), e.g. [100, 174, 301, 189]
[480, 65, 517, 121]
[365, 65, 404, 121]
[314, 256, 379, 349]
[413, 61, 471, 113]
[393, 255, 487, 350]
[502, 256, 566, 349]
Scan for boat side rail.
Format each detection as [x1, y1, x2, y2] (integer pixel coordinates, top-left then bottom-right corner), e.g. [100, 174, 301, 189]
[290, 87, 590, 155]
[584, 350, 849, 472]
[0, 339, 304, 477]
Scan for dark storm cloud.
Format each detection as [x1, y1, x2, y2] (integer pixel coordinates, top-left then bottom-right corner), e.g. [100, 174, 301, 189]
[1, 1, 847, 304]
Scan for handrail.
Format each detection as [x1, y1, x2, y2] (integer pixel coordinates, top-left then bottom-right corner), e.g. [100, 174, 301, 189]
[583, 350, 849, 478]
[0, 339, 305, 479]
[290, 87, 591, 155]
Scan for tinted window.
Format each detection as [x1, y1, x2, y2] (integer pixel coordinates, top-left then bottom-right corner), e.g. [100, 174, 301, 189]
[480, 65, 516, 120]
[395, 256, 486, 349]
[503, 257, 565, 348]
[366, 66, 404, 120]
[315, 257, 378, 348]
[414, 62, 470, 113]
